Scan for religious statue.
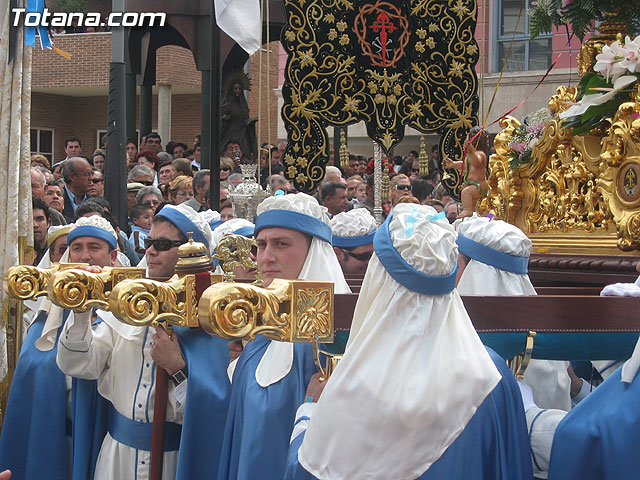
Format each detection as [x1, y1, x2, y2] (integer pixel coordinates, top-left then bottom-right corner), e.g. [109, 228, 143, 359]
[220, 71, 257, 161]
[443, 126, 491, 218]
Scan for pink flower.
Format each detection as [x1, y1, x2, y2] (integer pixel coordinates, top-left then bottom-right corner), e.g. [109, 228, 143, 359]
[619, 35, 640, 74]
[594, 43, 628, 81]
[511, 142, 526, 153]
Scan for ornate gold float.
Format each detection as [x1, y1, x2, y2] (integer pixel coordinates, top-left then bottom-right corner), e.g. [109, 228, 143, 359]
[198, 279, 334, 343]
[480, 38, 640, 255]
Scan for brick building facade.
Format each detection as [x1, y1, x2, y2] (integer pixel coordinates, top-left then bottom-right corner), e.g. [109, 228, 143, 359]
[31, 0, 280, 163]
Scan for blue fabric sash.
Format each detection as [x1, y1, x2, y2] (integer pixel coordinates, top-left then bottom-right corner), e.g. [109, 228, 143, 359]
[255, 210, 332, 243]
[156, 206, 210, 250]
[68, 225, 118, 250]
[457, 234, 529, 274]
[108, 406, 181, 451]
[373, 214, 457, 295]
[210, 220, 224, 230]
[332, 231, 376, 248]
[234, 225, 255, 237]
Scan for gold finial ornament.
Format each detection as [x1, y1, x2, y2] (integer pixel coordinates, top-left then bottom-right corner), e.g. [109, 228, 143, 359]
[48, 266, 146, 312]
[175, 232, 213, 275]
[419, 136, 429, 177]
[214, 233, 262, 284]
[5, 263, 85, 301]
[339, 129, 349, 173]
[381, 165, 390, 202]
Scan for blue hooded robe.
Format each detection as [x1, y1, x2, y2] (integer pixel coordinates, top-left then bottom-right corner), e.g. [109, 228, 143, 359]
[217, 335, 318, 480]
[285, 348, 533, 480]
[0, 310, 107, 480]
[173, 327, 231, 480]
[548, 364, 640, 479]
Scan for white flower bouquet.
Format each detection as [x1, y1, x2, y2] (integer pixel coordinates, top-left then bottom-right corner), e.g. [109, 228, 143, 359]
[560, 35, 640, 135]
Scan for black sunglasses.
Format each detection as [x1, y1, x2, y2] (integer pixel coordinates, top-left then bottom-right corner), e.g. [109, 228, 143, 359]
[411, 168, 420, 173]
[394, 184, 412, 191]
[144, 237, 184, 251]
[220, 167, 231, 172]
[341, 249, 373, 262]
[139, 180, 154, 186]
[90, 178, 104, 184]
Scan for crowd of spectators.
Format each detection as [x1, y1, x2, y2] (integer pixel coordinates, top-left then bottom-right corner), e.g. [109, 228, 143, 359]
[30, 133, 461, 266]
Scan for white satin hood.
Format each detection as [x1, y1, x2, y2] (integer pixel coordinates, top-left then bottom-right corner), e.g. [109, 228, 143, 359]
[454, 217, 571, 410]
[456, 217, 535, 296]
[299, 204, 501, 479]
[329, 209, 377, 237]
[36, 233, 125, 351]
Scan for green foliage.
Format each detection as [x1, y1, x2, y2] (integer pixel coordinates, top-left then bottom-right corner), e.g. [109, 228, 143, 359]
[509, 148, 532, 171]
[58, 0, 87, 15]
[529, 0, 640, 40]
[528, 0, 563, 39]
[561, 74, 638, 136]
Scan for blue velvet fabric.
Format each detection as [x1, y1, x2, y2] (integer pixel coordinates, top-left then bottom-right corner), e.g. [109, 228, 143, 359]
[285, 348, 533, 480]
[456, 234, 529, 274]
[479, 332, 639, 362]
[548, 365, 640, 479]
[70, 377, 109, 480]
[217, 335, 318, 480]
[0, 311, 69, 479]
[0, 310, 107, 480]
[173, 327, 231, 480]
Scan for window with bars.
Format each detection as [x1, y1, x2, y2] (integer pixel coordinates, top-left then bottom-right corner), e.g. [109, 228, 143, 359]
[497, 0, 553, 72]
[30, 128, 54, 165]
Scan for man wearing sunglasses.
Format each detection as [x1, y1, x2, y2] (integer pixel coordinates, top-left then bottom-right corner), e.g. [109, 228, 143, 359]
[330, 209, 377, 275]
[87, 168, 104, 197]
[57, 204, 231, 480]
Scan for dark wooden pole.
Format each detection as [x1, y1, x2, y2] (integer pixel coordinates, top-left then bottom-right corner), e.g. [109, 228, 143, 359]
[209, 0, 221, 211]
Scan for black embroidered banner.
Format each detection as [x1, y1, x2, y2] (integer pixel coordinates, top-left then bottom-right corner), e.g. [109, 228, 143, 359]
[281, 0, 480, 194]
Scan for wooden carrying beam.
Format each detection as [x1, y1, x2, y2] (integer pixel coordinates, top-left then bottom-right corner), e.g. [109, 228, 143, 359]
[334, 294, 640, 332]
[333, 294, 640, 362]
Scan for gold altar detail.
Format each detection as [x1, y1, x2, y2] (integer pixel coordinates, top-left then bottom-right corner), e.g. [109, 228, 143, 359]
[49, 266, 146, 311]
[576, 19, 627, 77]
[480, 41, 640, 254]
[198, 279, 334, 344]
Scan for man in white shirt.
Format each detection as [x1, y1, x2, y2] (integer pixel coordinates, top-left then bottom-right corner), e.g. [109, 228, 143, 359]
[57, 204, 231, 480]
